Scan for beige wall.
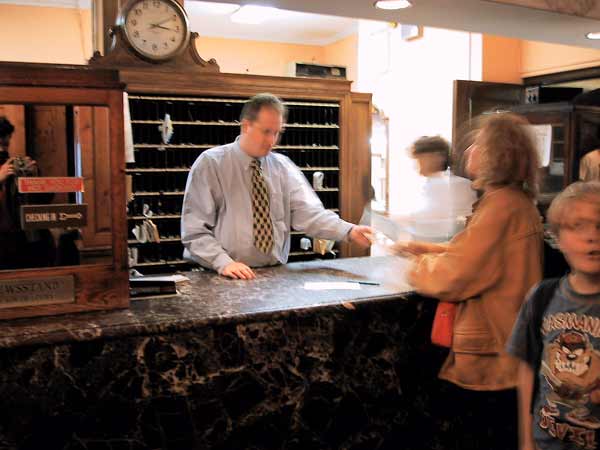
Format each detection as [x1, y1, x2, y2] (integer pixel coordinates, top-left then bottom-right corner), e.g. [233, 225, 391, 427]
[0, 4, 92, 64]
[323, 34, 359, 85]
[521, 40, 600, 78]
[0, 2, 356, 81]
[3, 2, 600, 83]
[196, 34, 358, 84]
[0, 2, 358, 84]
[0, 2, 358, 86]
[195, 37, 325, 77]
[482, 35, 522, 83]
[0, 2, 521, 88]
[480, 35, 600, 82]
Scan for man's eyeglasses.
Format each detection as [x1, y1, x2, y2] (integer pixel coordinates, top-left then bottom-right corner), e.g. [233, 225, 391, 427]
[249, 122, 285, 139]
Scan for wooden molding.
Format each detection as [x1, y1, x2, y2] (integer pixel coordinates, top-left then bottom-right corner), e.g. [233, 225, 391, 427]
[340, 92, 372, 258]
[524, 65, 600, 85]
[0, 61, 123, 89]
[90, 30, 220, 73]
[119, 69, 351, 99]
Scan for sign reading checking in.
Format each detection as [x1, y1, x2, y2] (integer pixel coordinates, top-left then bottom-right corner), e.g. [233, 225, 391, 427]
[20, 204, 88, 230]
[0, 276, 75, 309]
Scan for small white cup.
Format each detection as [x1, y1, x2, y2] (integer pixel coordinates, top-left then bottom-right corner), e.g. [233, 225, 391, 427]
[300, 237, 312, 250]
[312, 171, 324, 190]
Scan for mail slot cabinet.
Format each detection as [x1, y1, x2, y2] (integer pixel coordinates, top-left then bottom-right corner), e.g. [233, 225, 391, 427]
[126, 95, 344, 272]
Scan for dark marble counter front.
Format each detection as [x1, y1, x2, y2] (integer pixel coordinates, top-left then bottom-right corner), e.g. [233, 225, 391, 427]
[0, 256, 483, 450]
[0, 256, 413, 349]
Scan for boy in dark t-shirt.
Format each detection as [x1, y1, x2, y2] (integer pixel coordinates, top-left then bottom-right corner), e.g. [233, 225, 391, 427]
[508, 181, 600, 450]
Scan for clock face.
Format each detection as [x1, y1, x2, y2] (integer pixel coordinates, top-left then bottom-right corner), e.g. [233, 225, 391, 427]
[122, 0, 189, 61]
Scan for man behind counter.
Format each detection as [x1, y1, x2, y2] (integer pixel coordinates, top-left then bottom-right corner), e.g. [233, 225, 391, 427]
[181, 93, 372, 280]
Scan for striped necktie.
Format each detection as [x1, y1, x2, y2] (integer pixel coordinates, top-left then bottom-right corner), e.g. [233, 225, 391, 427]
[250, 159, 274, 253]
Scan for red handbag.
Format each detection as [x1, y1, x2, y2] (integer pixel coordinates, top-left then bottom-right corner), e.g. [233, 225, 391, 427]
[431, 302, 456, 348]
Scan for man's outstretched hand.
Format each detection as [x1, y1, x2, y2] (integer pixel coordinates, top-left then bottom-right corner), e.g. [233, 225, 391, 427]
[348, 225, 374, 248]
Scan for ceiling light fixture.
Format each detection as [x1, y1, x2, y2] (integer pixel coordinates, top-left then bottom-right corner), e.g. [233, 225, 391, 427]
[193, 2, 240, 15]
[230, 5, 281, 24]
[374, 0, 412, 10]
[586, 32, 600, 40]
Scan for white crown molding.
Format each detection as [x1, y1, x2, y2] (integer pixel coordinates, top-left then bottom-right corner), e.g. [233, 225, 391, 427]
[195, 29, 356, 46]
[0, 0, 91, 8]
[320, 22, 359, 45]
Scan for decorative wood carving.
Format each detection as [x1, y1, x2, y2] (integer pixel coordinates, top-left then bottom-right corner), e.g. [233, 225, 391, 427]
[485, 0, 600, 19]
[545, 0, 596, 16]
[90, 28, 220, 73]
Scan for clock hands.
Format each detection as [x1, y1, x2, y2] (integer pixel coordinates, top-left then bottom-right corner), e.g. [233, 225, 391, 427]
[155, 16, 175, 26]
[150, 24, 174, 31]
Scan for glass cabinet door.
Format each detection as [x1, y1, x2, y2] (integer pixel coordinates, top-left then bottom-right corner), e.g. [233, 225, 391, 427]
[537, 123, 566, 204]
[519, 109, 571, 207]
[574, 110, 600, 182]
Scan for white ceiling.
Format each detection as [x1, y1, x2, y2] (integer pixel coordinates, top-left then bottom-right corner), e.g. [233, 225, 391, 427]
[189, 0, 600, 49]
[186, 1, 358, 45]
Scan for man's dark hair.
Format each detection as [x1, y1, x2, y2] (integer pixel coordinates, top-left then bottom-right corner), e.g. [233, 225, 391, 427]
[411, 135, 450, 170]
[0, 116, 15, 139]
[240, 93, 287, 122]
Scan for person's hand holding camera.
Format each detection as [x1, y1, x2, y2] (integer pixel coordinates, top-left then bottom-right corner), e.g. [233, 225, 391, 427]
[0, 156, 38, 184]
[23, 157, 36, 173]
[12, 156, 37, 177]
[0, 158, 15, 184]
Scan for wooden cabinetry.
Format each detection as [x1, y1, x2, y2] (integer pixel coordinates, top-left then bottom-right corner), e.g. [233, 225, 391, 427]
[119, 69, 371, 273]
[512, 103, 600, 203]
[0, 62, 128, 319]
[509, 104, 571, 206]
[453, 80, 600, 210]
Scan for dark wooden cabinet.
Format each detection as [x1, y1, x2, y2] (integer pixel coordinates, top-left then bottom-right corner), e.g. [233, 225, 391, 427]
[503, 103, 600, 212]
[509, 103, 573, 208]
[453, 80, 600, 210]
[452, 80, 523, 174]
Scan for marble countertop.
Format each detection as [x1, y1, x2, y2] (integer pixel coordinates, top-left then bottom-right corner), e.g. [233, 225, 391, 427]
[0, 256, 414, 349]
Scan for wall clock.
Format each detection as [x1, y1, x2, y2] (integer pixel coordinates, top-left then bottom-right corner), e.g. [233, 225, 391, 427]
[117, 0, 190, 63]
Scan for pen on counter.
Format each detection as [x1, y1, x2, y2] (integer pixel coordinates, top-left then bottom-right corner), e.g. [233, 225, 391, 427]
[346, 280, 380, 286]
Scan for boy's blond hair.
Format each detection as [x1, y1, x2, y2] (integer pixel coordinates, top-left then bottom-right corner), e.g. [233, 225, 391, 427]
[547, 181, 600, 235]
[471, 113, 539, 198]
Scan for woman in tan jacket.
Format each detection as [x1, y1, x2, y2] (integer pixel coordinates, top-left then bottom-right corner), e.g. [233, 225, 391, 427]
[398, 113, 543, 449]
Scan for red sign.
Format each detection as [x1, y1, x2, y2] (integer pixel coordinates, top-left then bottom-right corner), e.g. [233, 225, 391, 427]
[18, 177, 85, 193]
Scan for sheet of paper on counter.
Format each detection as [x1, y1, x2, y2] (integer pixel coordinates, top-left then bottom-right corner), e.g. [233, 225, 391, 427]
[303, 282, 361, 290]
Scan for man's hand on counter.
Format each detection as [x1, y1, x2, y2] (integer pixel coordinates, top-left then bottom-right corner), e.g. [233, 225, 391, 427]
[348, 225, 375, 248]
[221, 261, 256, 280]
